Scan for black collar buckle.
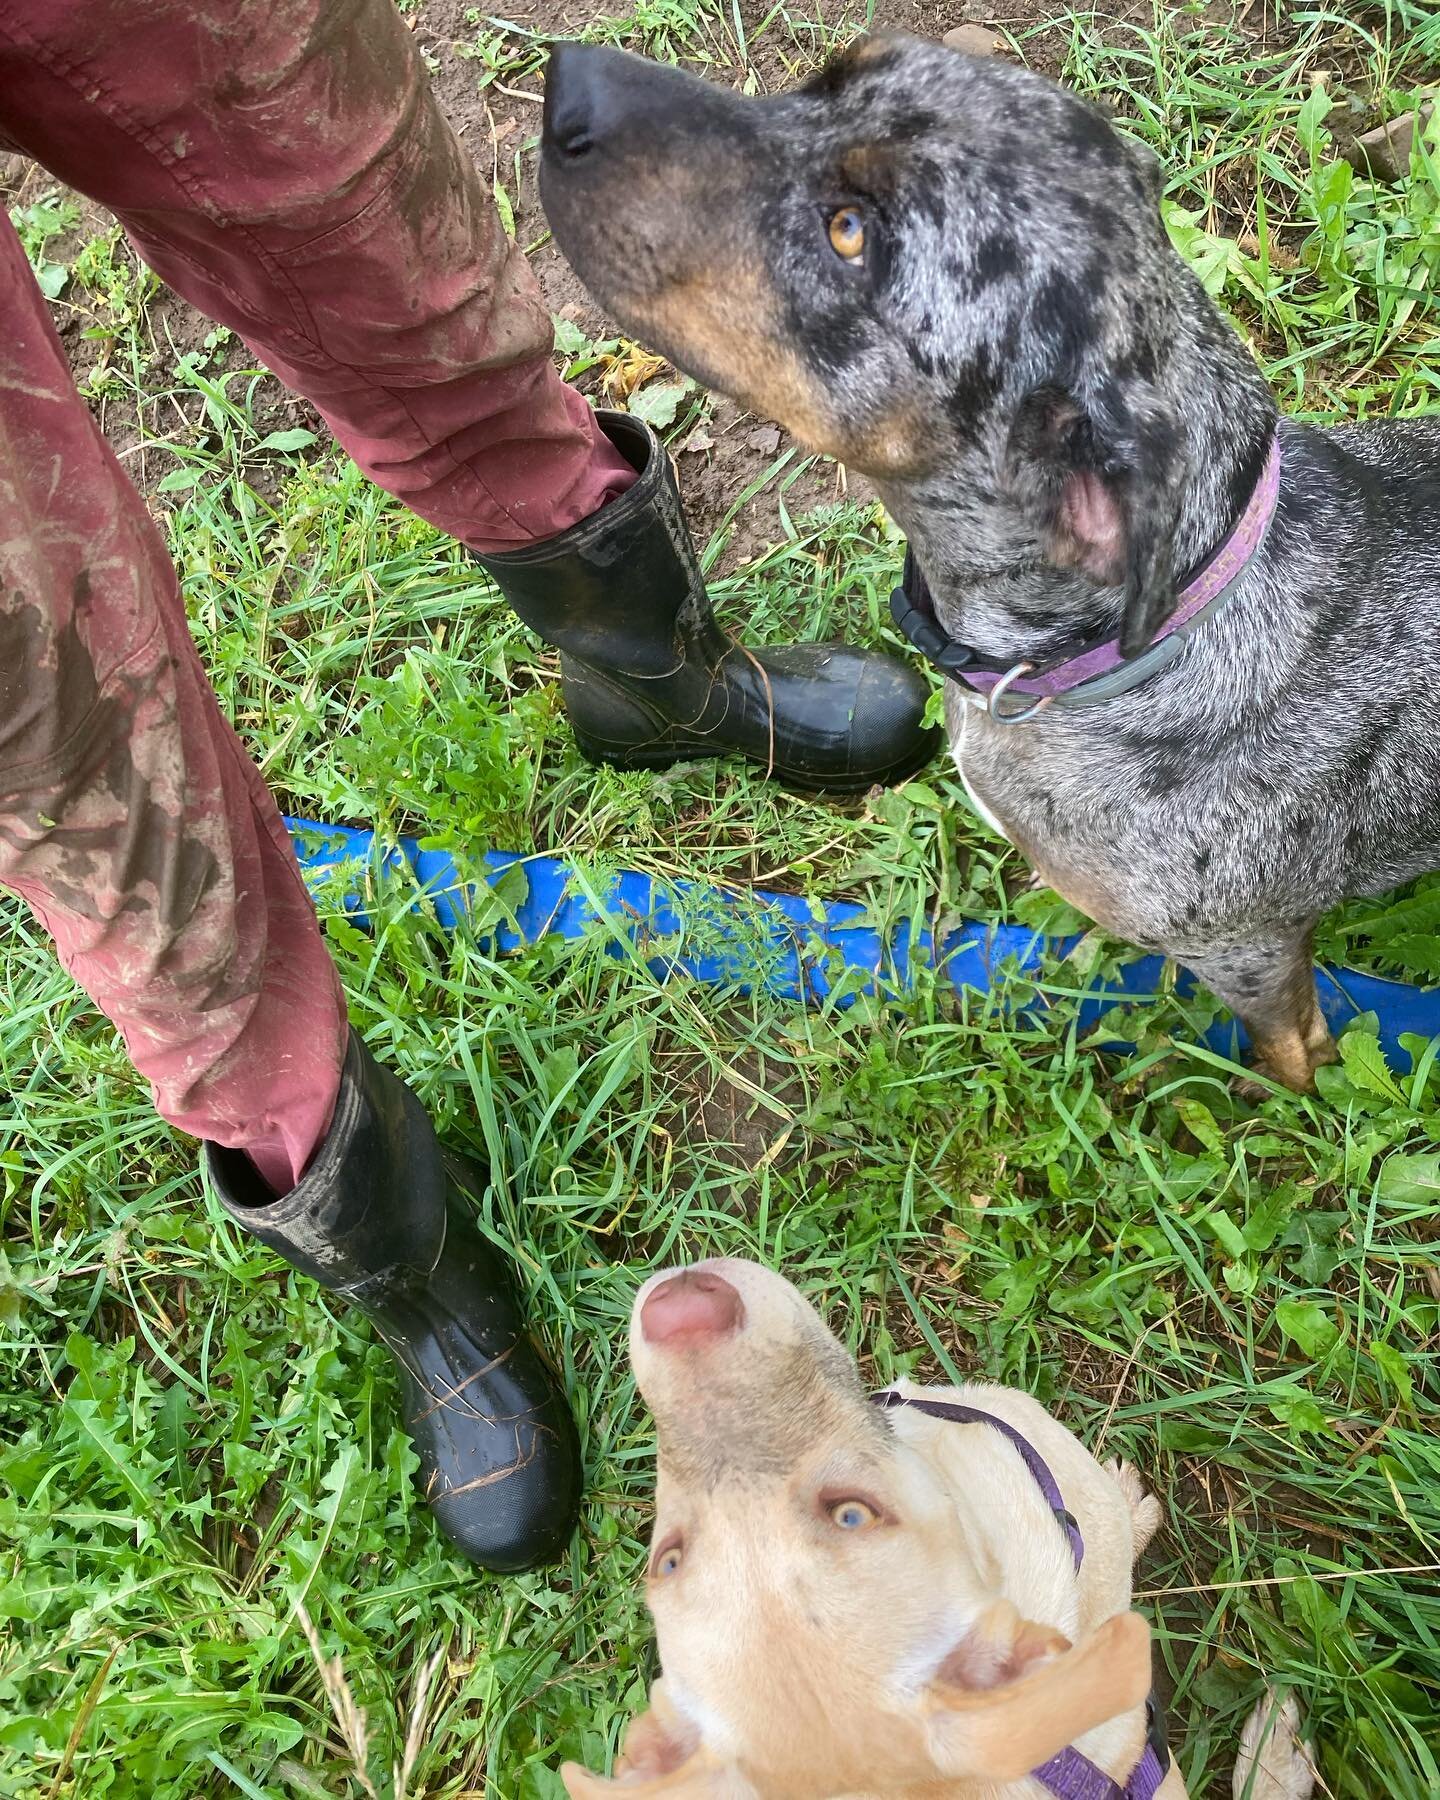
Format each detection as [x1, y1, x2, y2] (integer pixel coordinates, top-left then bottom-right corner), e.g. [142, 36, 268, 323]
[889, 581, 977, 681]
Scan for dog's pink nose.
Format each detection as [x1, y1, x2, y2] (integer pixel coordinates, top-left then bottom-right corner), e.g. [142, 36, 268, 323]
[641, 1269, 745, 1346]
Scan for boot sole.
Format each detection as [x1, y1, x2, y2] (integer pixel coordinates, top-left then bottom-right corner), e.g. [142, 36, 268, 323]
[571, 729, 941, 796]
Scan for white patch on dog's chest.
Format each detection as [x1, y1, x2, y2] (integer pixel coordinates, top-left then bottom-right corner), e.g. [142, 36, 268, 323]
[953, 701, 1014, 844]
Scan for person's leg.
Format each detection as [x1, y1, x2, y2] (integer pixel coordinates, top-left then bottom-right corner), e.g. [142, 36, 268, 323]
[0, 210, 348, 1192]
[0, 212, 580, 1568]
[0, 0, 936, 789]
[0, 0, 633, 551]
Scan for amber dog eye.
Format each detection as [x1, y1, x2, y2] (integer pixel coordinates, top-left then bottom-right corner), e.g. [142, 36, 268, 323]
[827, 206, 866, 265]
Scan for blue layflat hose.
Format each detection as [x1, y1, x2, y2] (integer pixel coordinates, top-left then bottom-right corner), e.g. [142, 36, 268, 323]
[285, 817, 1440, 1067]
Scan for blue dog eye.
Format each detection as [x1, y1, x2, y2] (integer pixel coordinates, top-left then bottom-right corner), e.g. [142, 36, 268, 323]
[828, 1499, 877, 1530]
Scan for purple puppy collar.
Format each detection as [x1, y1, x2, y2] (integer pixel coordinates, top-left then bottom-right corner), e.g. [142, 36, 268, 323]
[891, 432, 1281, 722]
[872, 1389, 1170, 1800]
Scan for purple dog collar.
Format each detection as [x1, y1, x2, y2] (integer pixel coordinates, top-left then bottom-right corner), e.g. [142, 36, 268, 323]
[891, 432, 1281, 721]
[872, 1389, 1170, 1800]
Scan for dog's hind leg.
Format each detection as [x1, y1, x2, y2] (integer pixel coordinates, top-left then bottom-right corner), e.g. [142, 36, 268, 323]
[1182, 927, 1338, 1094]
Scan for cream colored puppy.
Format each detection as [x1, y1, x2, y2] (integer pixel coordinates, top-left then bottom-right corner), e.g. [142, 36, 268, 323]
[562, 1259, 1314, 1800]
[564, 1257, 1165, 1798]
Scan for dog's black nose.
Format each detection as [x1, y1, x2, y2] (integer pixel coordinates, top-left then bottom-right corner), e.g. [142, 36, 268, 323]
[544, 43, 617, 160]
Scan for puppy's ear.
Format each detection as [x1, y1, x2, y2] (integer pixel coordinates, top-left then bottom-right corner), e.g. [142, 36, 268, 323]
[561, 1682, 758, 1798]
[1006, 376, 1187, 657]
[920, 1605, 1152, 1783]
[933, 1597, 1072, 1691]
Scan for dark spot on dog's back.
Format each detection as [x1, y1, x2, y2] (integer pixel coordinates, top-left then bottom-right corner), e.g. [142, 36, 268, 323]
[1062, 104, 1121, 162]
[1193, 847, 1213, 873]
[983, 166, 1032, 215]
[887, 107, 940, 142]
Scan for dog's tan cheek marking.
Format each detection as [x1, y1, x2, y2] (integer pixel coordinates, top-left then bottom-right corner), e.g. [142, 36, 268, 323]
[847, 33, 904, 67]
[645, 274, 842, 455]
[624, 218, 936, 478]
[846, 406, 935, 478]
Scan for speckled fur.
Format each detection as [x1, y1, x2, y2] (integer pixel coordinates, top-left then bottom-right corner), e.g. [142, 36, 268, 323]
[542, 35, 1440, 1086]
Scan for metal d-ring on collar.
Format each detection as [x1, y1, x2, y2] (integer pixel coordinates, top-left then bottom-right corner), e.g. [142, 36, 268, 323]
[986, 661, 1055, 725]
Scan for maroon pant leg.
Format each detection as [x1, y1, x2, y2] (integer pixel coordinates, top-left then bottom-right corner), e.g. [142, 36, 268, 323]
[0, 215, 349, 1192]
[0, 0, 633, 550]
[0, 0, 637, 1189]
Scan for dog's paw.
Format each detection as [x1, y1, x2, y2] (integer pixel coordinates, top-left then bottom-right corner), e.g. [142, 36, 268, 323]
[1230, 1067, 1285, 1103]
[1233, 1690, 1315, 1800]
[1232, 1034, 1340, 1102]
[1105, 1458, 1162, 1558]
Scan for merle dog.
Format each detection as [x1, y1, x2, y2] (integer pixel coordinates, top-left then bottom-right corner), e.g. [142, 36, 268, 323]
[539, 33, 1440, 1092]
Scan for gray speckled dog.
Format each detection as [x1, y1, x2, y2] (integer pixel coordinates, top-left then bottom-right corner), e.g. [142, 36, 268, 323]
[539, 33, 1440, 1091]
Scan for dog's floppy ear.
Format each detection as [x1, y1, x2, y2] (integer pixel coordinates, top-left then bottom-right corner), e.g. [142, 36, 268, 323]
[561, 1681, 758, 1798]
[920, 1602, 1152, 1782]
[1006, 375, 1187, 657]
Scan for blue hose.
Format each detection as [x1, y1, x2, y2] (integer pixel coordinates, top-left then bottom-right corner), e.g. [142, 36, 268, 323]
[285, 817, 1440, 1067]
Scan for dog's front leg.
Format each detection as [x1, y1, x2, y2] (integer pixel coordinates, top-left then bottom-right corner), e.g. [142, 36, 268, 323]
[1182, 927, 1338, 1094]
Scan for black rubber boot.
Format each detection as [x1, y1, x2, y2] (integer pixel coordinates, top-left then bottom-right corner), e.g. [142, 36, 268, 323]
[474, 411, 939, 794]
[206, 1033, 582, 1573]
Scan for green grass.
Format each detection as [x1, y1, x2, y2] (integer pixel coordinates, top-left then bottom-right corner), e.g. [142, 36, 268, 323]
[3, 1, 1440, 1796]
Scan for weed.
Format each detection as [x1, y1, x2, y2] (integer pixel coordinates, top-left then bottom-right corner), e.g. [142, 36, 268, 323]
[10, 189, 81, 300]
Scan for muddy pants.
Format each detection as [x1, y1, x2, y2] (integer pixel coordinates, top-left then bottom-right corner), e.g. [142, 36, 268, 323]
[0, 0, 634, 1191]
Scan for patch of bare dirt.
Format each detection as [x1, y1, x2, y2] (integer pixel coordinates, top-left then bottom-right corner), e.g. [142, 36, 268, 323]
[656, 1039, 808, 1188]
[1, 154, 323, 505]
